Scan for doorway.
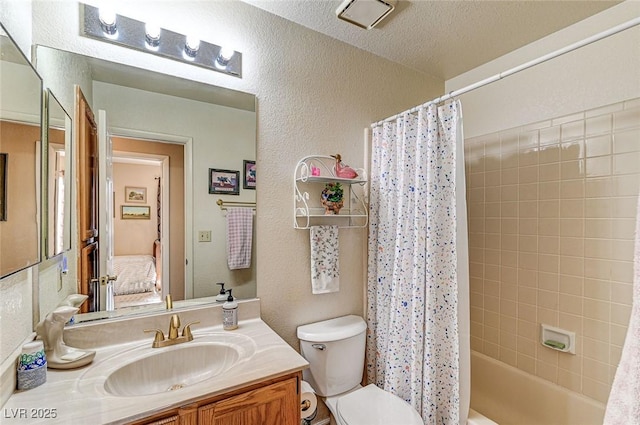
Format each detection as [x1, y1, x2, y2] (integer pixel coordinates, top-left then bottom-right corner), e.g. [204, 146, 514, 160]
[110, 135, 186, 308]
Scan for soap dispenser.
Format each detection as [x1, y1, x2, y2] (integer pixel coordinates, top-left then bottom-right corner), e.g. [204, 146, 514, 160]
[216, 283, 227, 302]
[222, 289, 238, 330]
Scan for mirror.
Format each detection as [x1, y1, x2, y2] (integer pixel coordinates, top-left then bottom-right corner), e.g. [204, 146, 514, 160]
[0, 25, 43, 278]
[45, 90, 72, 258]
[35, 45, 256, 320]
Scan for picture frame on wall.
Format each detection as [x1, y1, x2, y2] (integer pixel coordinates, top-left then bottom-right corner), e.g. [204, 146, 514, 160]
[243, 160, 256, 190]
[121, 205, 151, 219]
[125, 186, 147, 203]
[209, 168, 240, 195]
[0, 153, 7, 221]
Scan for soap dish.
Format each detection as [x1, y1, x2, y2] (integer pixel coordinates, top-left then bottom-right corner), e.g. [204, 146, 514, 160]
[540, 324, 575, 354]
[47, 349, 96, 370]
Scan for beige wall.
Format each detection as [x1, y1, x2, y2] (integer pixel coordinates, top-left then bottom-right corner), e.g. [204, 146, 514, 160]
[0, 122, 39, 276]
[450, 3, 640, 406]
[466, 99, 640, 404]
[446, 2, 640, 138]
[113, 162, 161, 256]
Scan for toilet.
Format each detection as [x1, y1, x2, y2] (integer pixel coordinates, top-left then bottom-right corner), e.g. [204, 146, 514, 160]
[297, 315, 423, 425]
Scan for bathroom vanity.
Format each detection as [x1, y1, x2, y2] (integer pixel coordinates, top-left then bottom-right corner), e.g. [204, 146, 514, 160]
[130, 374, 299, 425]
[3, 300, 308, 424]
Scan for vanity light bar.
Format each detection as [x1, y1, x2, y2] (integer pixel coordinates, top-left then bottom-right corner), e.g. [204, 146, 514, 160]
[80, 3, 242, 78]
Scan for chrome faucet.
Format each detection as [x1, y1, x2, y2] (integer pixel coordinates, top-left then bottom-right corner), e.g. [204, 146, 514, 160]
[144, 314, 199, 348]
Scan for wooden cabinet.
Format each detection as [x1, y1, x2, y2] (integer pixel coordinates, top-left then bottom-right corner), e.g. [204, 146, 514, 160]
[76, 88, 98, 244]
[76, 87, 100, 313]
[130, 373, 301, 425]
[139, 404, 197, 425]
[199, 377, 298, 425]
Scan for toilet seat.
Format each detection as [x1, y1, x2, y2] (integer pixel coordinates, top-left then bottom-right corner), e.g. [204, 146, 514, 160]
[336, 384, 423, 425]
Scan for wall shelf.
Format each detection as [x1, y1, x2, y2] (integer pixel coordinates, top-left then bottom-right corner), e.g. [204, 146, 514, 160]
[294, 155, 368, 229]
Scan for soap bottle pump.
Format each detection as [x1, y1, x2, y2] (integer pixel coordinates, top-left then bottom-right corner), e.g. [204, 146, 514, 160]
[215, 283, 227, 302]
[222, 289, 238, 330]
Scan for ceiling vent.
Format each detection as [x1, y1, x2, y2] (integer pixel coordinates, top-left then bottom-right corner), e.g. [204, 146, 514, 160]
[336, 0, 396, 30]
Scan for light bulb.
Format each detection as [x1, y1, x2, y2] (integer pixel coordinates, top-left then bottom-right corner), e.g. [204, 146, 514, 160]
[215, 46, 235, 69]
[218, 47, 235, 61]
[145, 22, 161, 48]
[98, 7, 117, 36]
[184, 35, 200, 59]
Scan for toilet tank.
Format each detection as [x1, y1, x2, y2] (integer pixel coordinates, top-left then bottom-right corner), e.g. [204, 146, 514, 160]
[297, 315, 367, 397]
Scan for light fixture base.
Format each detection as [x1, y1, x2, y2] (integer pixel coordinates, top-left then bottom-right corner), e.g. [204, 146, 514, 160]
[80, 3, 242, 78]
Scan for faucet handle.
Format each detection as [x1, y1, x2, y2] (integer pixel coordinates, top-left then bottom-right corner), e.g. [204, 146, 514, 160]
[144, 328, 165, 344]
[168, 314, 181, 339]
[181, 321, 200, 339]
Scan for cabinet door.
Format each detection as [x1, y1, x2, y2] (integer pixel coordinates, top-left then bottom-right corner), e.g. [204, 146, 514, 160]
[199, 378, 298, 425]
[130, 403, 197, 425]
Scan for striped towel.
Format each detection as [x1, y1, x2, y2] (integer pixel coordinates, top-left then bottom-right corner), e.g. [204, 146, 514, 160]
[226, 208, 253, 270]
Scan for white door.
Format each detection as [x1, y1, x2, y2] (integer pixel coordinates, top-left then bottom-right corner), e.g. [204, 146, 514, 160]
[97, 109, 115, 311]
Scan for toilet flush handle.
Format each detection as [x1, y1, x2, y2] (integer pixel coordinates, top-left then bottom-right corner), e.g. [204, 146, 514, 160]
[312, 343, 326, 351]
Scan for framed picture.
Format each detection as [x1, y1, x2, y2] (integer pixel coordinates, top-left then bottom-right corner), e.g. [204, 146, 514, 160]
[121, 205, 151, 219]
[243, 160, 256, 190]
[125, 186, 147, 203]
[0, 153, 6, 221]
[209, 168, 240, 195]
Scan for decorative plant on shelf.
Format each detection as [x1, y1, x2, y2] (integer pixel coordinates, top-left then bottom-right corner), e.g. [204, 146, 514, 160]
[321, 182, 344, 215]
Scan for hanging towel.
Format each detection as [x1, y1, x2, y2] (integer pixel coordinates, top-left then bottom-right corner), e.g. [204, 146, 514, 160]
[604, 193, 640, 424]
[309, 225, 340, 294]
[226, 207, 253, 270]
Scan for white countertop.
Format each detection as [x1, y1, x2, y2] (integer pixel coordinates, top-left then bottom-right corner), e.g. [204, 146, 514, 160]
[3, 317, 308, 424]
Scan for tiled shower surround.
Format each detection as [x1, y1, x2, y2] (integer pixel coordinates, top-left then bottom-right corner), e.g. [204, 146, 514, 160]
[465, 98, 640, 404]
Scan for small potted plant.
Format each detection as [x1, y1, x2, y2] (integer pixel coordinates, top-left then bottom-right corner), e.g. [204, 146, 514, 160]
[321, 182, 344, 215]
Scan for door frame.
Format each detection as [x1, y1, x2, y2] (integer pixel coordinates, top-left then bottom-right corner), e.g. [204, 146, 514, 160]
[111, 151, 169, 301]
[106, 126, 193, 300]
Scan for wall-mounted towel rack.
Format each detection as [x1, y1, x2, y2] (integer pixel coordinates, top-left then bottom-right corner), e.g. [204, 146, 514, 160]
[217, 199, 256, 210]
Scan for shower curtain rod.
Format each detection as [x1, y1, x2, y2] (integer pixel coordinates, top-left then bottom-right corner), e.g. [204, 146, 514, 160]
[372, 16, 640, 127]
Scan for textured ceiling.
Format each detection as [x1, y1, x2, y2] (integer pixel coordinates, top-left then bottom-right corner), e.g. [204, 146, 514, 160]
[242, 0, 620, 80]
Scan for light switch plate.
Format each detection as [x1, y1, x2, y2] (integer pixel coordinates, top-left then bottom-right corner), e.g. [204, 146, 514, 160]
[198, 230, 212, 242]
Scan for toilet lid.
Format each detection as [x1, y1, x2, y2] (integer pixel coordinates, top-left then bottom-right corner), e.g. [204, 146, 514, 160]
[337, 384, 423, 425]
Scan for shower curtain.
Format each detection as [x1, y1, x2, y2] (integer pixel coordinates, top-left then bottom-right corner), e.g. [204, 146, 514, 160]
[604, 194, 640, 424]
[367, 101, 470, 425]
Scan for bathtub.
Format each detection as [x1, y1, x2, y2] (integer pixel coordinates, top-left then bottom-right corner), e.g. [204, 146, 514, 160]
[468, 408, 498, 425]
[470, 351, 605, 424]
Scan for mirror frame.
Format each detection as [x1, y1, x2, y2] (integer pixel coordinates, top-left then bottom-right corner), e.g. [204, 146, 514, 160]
[43, 89, 73, 259]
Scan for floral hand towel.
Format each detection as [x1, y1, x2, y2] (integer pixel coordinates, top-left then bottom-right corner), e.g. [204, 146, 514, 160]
[310, 225, 339, 294]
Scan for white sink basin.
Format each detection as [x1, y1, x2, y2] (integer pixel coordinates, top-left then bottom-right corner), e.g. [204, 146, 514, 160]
[78, 333, 256, 397]
[105, 343, 240, 396]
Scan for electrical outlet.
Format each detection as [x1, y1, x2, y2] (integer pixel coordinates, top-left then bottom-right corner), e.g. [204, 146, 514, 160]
[198, 230, 212, 242]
